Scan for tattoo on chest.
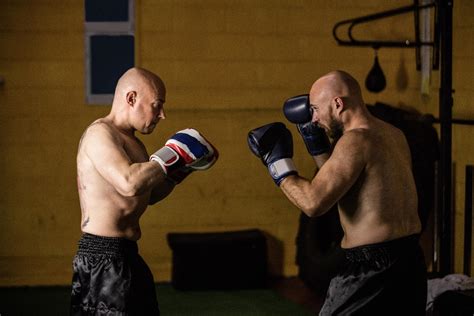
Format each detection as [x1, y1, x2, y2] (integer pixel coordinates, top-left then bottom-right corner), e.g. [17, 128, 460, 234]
[82, 217, 90, 228]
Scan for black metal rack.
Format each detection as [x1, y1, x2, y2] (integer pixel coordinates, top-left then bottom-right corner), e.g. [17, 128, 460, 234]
[332, 1, 439, 70]
[464, 166, 473, 276]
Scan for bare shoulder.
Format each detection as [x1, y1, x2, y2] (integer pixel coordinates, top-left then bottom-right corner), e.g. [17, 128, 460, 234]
[333, 128, 370, 156]
[85, 119, 116, 137]
[81, 120, 120, 145]
[339, 128, 370, 142]
[374, 117, 405, 138]
[78, 120, 124, 160]
[323, 129, 371, 178]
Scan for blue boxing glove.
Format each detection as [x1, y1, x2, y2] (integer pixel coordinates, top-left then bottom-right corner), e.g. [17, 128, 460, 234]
[283, 94, 330, 156]
[248, 122, 298, 186]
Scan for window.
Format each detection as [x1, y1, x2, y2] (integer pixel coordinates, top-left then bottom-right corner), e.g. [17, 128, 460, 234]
[84, 0, 134, 104]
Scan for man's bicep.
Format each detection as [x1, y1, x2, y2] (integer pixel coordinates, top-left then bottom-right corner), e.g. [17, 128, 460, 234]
[84, 127, 132, 186]
[314, 137, 365, 204]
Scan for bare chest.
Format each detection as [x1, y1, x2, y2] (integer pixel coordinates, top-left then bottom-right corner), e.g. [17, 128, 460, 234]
[122, 136, 148, 163]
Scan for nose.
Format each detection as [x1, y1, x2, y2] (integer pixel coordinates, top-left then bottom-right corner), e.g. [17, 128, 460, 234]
[158, 107, 166, 120]
[311, 109, 319, 124]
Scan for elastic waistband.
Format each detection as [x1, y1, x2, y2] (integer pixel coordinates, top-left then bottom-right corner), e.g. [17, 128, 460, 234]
[343, 234, 420, 263]
[77, 233, 138, 257]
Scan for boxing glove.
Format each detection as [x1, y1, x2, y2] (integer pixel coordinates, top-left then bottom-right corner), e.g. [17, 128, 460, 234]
[168, 137, 219, 184]
[150, 128, 218, 183]
[283, 94, 330, 156]
[248, 122, 297, 186]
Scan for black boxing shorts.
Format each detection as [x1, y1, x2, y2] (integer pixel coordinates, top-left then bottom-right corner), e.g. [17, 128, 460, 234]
[319, 234, 427, 316]
[70, 233, 160, 315]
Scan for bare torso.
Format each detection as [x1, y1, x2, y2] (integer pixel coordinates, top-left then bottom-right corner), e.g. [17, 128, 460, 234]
[338, 118, 421, 248]
[77, 120, 151, 240]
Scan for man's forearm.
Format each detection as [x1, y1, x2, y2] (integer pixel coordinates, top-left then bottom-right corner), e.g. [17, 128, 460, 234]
[120, 161, 166, 197]
[280, 175, 321, 217]
[149, 178, 175, 205]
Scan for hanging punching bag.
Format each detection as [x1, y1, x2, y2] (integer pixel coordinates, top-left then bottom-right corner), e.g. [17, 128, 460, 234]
[365, 49, 386, 93]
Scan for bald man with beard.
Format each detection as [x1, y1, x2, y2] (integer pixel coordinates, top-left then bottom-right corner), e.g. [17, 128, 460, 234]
[248, 71, 427, 315]
[71, 67, 218, 315]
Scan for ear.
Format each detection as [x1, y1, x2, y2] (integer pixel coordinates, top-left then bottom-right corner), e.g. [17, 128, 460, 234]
[126, 91, 137, 107]
[334, 97, 344, 116]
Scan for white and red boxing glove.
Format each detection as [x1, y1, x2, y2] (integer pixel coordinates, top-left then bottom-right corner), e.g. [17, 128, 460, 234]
[150, 128, 218, 183]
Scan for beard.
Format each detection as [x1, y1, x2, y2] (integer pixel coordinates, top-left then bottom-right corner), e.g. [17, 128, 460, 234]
[327, 116, 344, 141]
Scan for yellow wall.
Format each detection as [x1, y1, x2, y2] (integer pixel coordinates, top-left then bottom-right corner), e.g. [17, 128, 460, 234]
[0, 0, 473, 286]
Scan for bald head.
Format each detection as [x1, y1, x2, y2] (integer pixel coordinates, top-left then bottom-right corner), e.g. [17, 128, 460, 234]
[114, 67, 166, 105]
[108, 67, 166, 134]
[310, 70, 363, 108]
[308, 70, 367, 138]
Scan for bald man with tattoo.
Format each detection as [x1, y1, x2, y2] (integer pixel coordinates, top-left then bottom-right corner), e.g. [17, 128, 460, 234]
[248, 71, 427, 315]
[71, 67, 218, 315]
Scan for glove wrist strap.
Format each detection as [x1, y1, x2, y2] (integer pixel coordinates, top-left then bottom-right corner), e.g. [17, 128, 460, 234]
[150, 146, 180, 175]
[268, 158, 297, 185]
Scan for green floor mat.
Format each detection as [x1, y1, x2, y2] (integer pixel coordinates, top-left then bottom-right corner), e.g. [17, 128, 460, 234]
[0, 283, 313, 315]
